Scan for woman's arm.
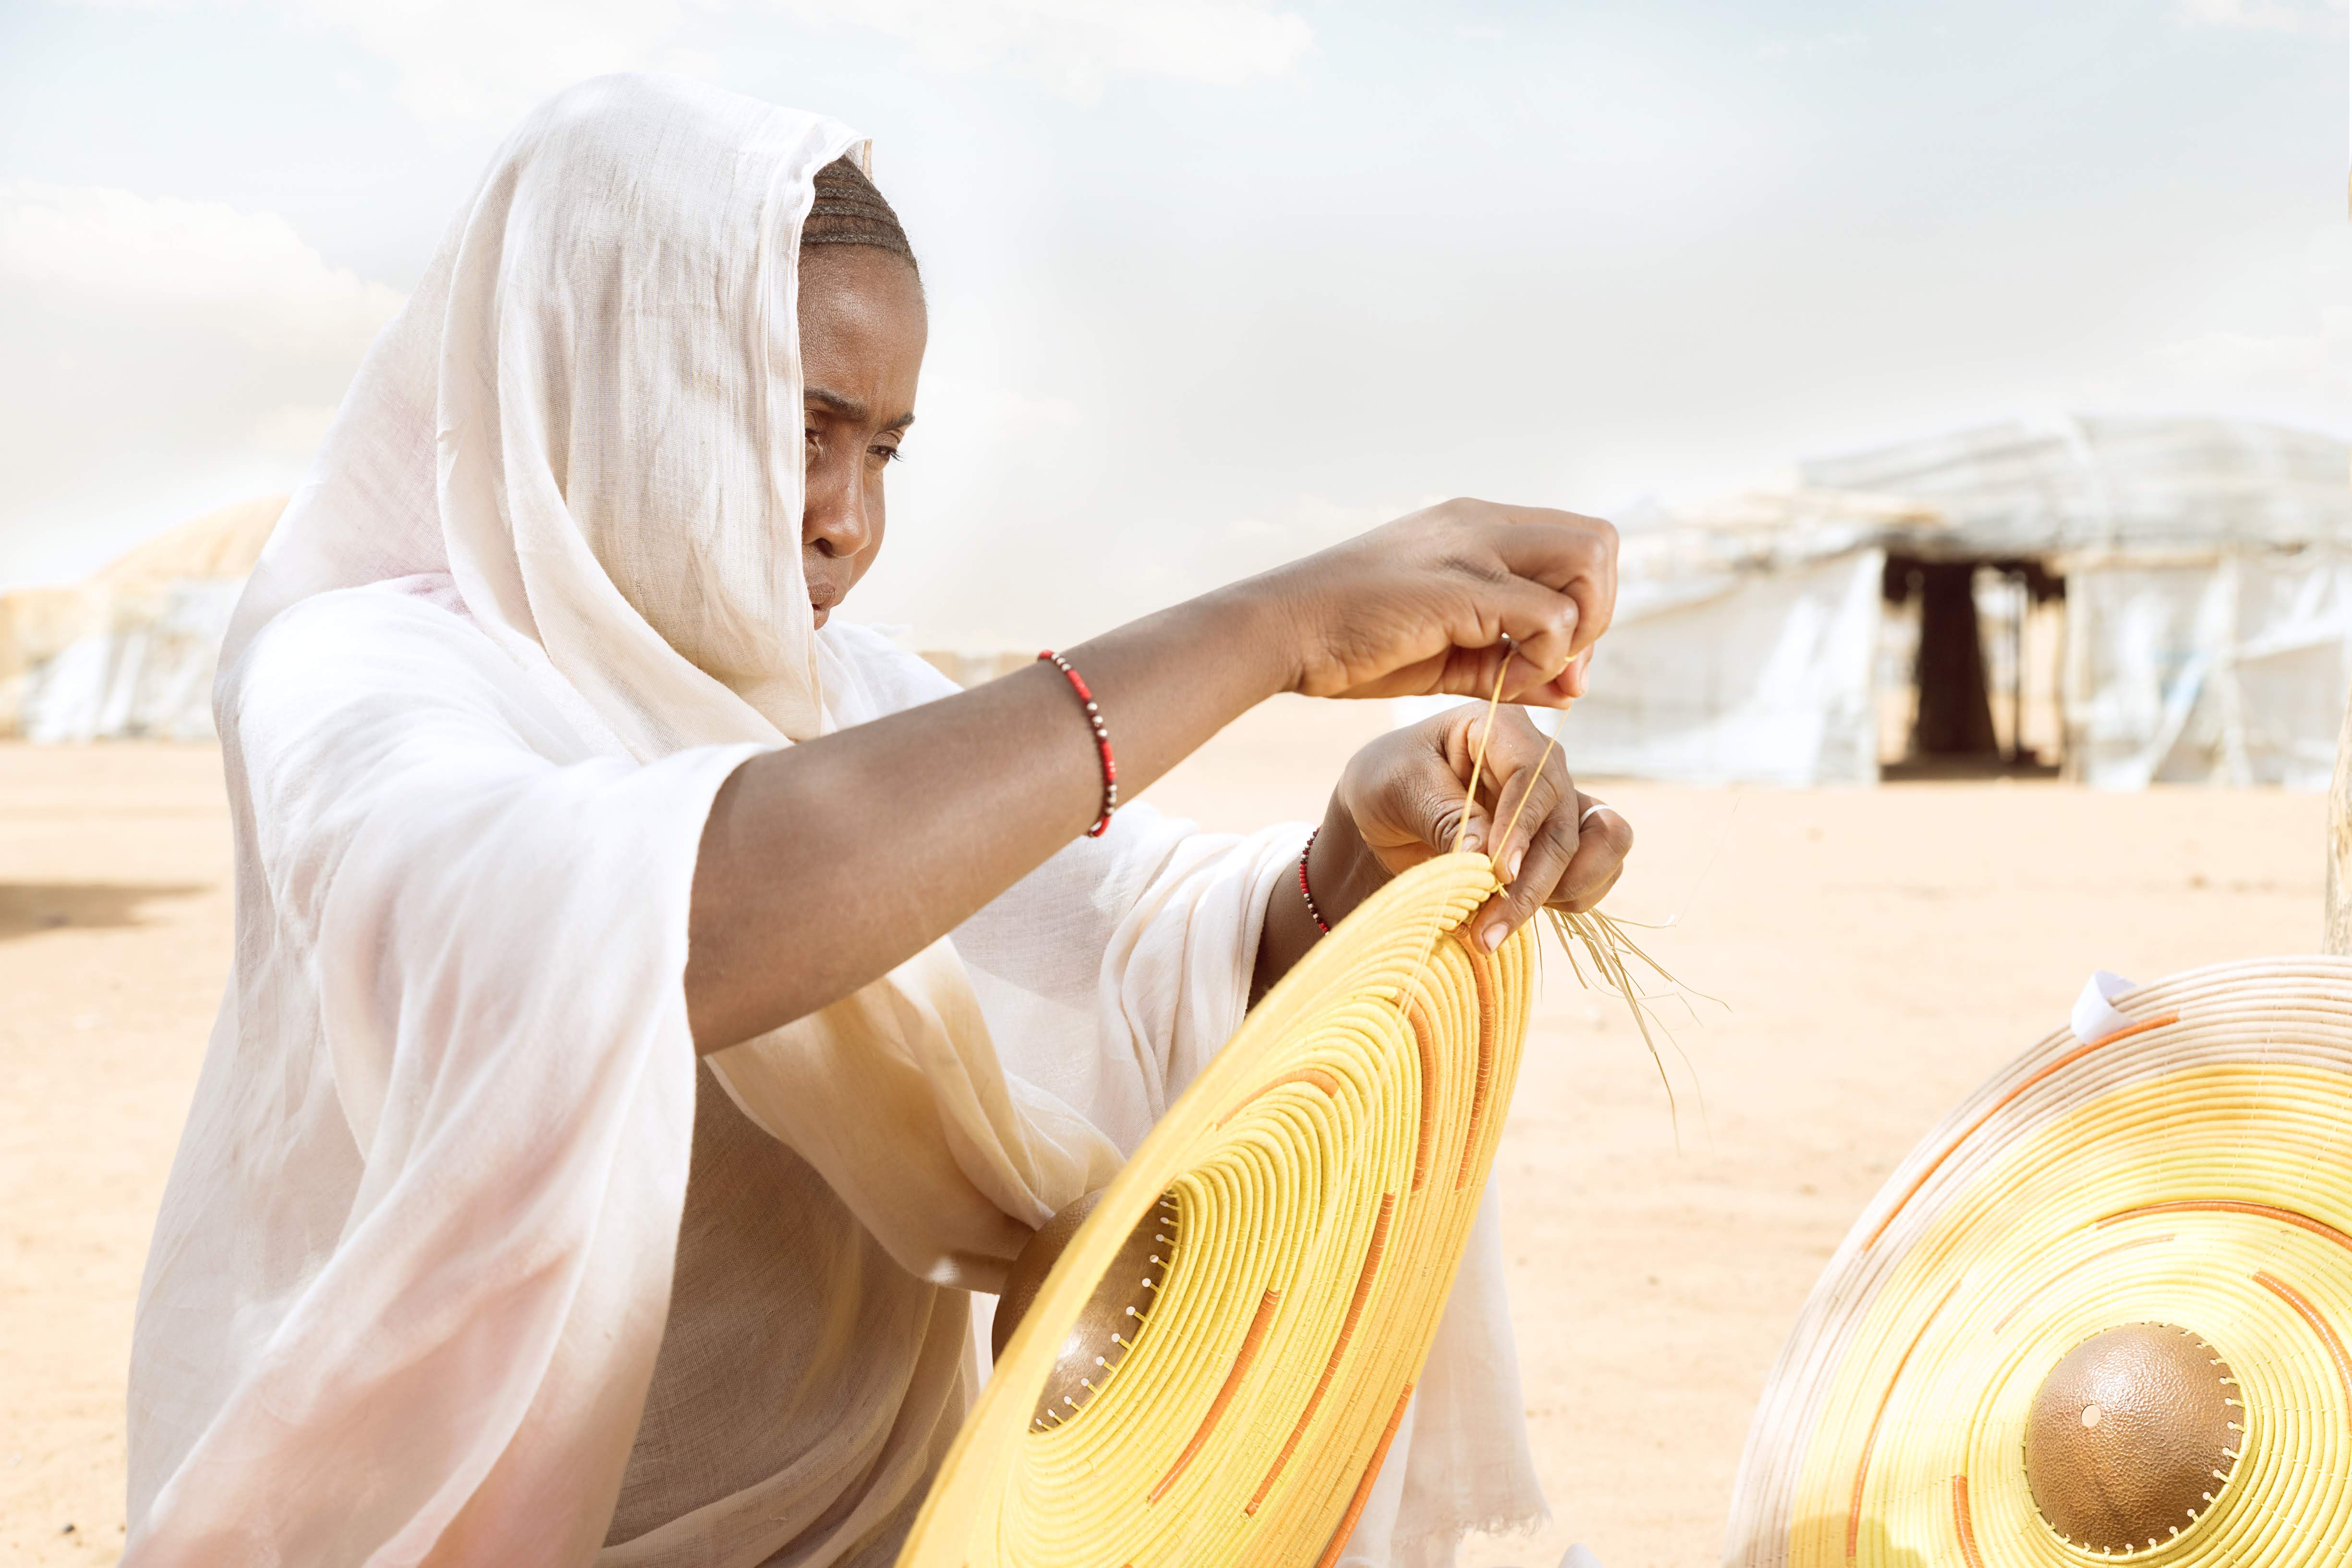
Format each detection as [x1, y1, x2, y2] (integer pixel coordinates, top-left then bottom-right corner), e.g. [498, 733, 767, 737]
[686, 499, 1617, 1053]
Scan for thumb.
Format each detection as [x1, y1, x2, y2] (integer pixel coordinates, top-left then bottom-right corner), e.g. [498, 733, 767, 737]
[1453, 796, 1492, 857]
[1380, 770, 1487, 862]
[1356, 748, 1491, 867]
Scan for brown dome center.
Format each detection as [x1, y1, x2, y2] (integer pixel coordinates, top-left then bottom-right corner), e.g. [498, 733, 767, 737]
[992, 1190, 1179, 1433]
[2023, 1323, 2242, 1554]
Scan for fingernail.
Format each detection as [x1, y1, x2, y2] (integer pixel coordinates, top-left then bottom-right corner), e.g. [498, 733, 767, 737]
[1482, 923, 1505, 951]
[1506, 848, 1524, 880]
[1460, 830, 1481, 852]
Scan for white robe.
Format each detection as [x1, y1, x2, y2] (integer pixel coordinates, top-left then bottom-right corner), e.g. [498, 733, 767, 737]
[121, 73, 1545, 1568]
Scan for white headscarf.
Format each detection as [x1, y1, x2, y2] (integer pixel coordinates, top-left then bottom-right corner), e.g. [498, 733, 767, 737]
[230, 72, 843, 748]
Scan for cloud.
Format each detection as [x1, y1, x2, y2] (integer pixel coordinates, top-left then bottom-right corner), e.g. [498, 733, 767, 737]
[0, 181, 405, 347]
[66, 0, 1313, 123]
[2083, 311, 2352, 430]
[779, 0, 1312, 100]
[0, 183, 403, 582]
[2080, 224, 2352, 432]
[1755, 30, 1866, 61]
[2177, 0, 2344, 31]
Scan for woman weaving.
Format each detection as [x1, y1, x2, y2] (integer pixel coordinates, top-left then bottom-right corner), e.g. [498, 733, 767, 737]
[125, 76, 1631, 1568]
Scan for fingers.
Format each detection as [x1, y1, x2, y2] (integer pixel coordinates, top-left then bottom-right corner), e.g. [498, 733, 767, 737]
[1340, 706, 1493, 875]
[1434, 503, 1618, 705]
[1481, 577, 1585, 702]
[1418, 580, 1586, 707]
[1480, 713, 1567, 881]
[1551, 799, 1634, 912]
[1469, 796, 1579, 951]
[1468, 789, 1635, 950]
[1486, 507, 1618, 657]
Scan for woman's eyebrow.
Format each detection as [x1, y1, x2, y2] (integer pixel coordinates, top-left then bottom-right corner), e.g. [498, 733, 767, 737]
[805, 384, 914, 431]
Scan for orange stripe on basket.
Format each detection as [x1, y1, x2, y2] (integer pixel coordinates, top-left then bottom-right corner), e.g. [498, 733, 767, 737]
[1951, 1476, 1985, 1568]
[1862, 1011, 2179, 1250]
[2099, 1200, 2352, 1256]
[1312, 1383, 1415, 1568]
[1148, 1287, 1281, 1504]
[1246, 1195, 1398, 1516]
[2253, 1270, 2352, 1429]
[1844, 1279, 1962, 1560]
[1406, 999, 1438, 1192]
[1451, 935, 1499, 1191]
[1217, 1067, 1343, 1126]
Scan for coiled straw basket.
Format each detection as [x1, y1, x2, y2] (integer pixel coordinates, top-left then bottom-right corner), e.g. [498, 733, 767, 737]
[895, 851, 1533, 1568]
[1723, 956, 2352, 1568]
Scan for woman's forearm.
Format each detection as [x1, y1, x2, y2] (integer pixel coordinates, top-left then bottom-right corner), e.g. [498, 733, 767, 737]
[686, 584, 1299, 1052]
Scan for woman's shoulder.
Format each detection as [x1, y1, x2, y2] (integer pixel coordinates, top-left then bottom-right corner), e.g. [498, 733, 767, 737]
[238, 575, 498, 700]
[227, 575, 593, 761]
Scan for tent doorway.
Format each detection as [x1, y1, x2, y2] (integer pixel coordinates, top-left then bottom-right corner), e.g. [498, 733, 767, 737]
[1881, 555, 2064, 778]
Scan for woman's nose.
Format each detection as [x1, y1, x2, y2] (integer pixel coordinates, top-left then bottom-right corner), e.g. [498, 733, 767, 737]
[804, 456, 873, 559]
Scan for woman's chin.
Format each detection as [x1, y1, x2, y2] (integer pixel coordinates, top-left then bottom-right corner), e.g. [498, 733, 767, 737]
[810, 605, 831, 629]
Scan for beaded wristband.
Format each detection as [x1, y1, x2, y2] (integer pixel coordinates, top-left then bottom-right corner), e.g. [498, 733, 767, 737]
[1038, 651, 1118, 838]
[1297, 827, 1331, 935]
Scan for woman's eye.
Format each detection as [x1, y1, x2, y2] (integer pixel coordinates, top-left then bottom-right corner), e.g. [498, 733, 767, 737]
[872, 445, 903, 464]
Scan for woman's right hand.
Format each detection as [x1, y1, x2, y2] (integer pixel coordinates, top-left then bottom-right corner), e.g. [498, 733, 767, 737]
[1260, 498, 1618, 707]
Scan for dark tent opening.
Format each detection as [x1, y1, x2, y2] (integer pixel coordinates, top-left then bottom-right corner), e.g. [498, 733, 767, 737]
[1882, 554, 2065, 777]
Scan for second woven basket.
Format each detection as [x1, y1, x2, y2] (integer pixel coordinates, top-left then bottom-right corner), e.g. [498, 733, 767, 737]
[1723, 956, 2352, 1568]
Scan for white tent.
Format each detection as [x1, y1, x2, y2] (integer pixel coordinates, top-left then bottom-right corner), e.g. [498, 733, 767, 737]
[1806, 416, 2352, 790]
[1, 495, 285, 741]
[1405, 417, 2351, 790]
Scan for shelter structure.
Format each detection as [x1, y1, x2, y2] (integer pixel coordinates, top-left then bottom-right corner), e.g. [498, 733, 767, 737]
[1539, 417, 2351, 788]
[0, 495, 285, 742]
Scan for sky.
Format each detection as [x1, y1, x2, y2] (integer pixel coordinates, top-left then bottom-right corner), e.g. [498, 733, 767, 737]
[0, 0, 2345, 642]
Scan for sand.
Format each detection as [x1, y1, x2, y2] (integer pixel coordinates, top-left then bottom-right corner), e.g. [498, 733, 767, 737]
[0, 707, 2329, 1566]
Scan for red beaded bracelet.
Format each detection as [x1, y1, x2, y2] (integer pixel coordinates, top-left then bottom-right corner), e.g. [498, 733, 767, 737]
[1297, 827, 1331, 935]
[1038, 651, 1117, 838]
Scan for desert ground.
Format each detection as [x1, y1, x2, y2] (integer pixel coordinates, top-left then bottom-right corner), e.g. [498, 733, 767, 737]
[1, 702, 2330, 1567]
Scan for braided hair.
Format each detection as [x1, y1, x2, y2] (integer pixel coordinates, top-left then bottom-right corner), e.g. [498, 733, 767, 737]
[801, 155, 920, 282]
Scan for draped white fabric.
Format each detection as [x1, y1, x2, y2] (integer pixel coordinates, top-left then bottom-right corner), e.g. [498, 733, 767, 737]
[123, 73, 1544, 1568]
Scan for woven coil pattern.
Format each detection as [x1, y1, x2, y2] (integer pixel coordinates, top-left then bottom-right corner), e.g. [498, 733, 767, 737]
[896, 852, 1531, 1568]
[1722, 956, 2352, 1568]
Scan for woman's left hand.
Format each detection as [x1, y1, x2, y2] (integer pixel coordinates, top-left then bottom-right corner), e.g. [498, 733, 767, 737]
[1250, 704, 1632, 1001]
[1334, 705, 1634, 941]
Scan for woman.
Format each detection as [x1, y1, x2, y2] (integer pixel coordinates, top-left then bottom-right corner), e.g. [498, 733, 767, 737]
[124, 75, 1630, 1568]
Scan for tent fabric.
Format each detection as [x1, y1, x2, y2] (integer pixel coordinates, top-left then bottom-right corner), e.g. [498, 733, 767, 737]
[2066, 547, 2352, 789]
[1540, 548, 1885, 788]
[0, 494, 285, 739]
[21, 578, 245, 742]
[1800, 416, 2350, 558]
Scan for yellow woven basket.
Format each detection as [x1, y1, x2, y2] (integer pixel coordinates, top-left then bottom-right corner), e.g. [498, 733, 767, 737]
[895, 851, 1533, 1568]
[1723, 956, 2352, 1568]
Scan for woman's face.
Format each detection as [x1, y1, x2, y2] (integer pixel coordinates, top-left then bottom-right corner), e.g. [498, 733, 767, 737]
[797, 246, 927, 629]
